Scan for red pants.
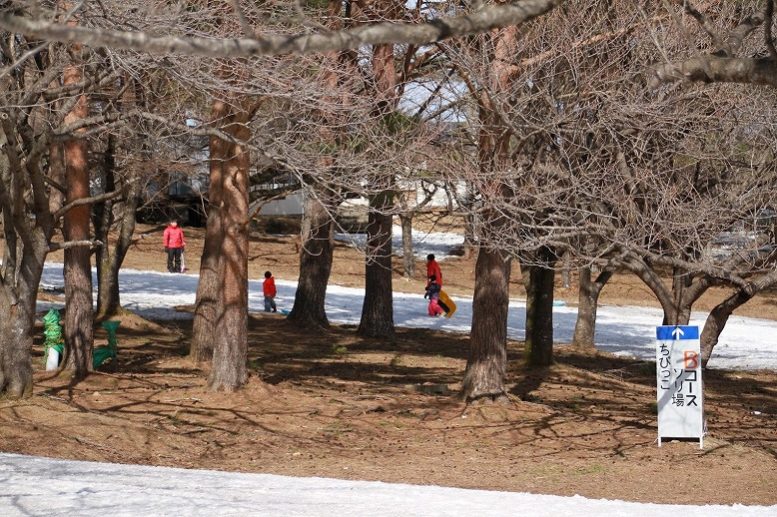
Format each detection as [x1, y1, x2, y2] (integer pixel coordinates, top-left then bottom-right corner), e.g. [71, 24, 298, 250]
[428, 297, 444, 316]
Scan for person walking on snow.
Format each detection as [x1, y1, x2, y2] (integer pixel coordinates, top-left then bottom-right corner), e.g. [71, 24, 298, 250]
[426, 254, 442, 288]
[263, 271, 277, 313]
[163, 219, 185, 273]
[426, 254, 454, 317]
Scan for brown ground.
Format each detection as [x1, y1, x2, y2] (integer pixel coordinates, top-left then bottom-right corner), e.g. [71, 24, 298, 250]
[3, 222, 777, 506]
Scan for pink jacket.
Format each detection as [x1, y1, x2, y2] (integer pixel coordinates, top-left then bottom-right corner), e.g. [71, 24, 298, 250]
[163, 225, 185, 249]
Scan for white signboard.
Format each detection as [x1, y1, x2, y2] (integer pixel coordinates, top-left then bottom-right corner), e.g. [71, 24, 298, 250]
[656, 325, 704, 448]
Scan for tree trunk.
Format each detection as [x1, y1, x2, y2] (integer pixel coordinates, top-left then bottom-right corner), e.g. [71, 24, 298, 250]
[561, 251, 572, 289]
[48, 142, 66, 219]
[525, 248, 556, 368]
[97, 189, 138, 321]
[0, 227, 50, 397]
[666, 268, 692, 325]
[356, 33, 397, 339]
[288, 189, 335, 328]
[191, 100, 228, 363]
[572, 267, 612, 350]
[0, 294, 34, 398]
[700, 288, 752, 368]
[208, 106, 251, 391]
[357, 192, 395, 339]
[400, 214, 415, 278]
[62, 59, 93, 378]
[461, 20, 517, 400]
[462, 183, 477, 259]
[462, 246, 511, 401]
[94, 133, 140, 321]
[93, 135, 117, 319]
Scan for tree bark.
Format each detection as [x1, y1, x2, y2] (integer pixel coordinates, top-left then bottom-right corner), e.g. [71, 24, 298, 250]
[191, 100, 228, 363]
[357, 192, 395, 339]
[95, 192, 138, 320]
[400, 214, 415, 278]
[561, 251, 572, 289]
[525, 248, 556, 368]
[0, 293, 34, 398]
[668, 268, 693, 326]
[462, 246, 511, 401]
[288, 188, 335, 328]
[462, 183, 477, 259]
[572, 267, 612, 350]
[93, 135, 116, 319]
[61, 56, 94, 378]
[0, 219, 50, 397]
[93, 120, 141, 320]
[208, 105, 251, 391]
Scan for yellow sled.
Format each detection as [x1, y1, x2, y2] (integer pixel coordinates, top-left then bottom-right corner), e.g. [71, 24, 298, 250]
[439, 289, 457, 318]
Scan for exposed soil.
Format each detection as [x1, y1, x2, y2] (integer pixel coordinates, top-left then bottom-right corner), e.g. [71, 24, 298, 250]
[3, 222, 777, 506]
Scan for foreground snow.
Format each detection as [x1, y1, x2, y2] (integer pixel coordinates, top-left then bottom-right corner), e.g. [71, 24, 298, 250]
[1, 453, 774, 517]
[39, 264, 777, 370]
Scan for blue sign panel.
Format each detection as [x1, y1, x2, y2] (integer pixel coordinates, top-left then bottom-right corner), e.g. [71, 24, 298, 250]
[656, 325, 700, 341]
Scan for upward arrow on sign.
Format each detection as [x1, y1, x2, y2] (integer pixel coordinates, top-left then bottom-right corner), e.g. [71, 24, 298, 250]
[671, 327, 684, 339]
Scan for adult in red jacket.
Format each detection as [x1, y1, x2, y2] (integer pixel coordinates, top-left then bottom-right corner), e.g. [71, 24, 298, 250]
[163, 220, 186, 273]
[426, 254, 442, 287]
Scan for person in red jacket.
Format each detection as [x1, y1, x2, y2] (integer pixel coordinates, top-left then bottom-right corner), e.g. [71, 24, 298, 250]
[263, 271, 277, 313]
[163, 219, 186, 273]
[426, 254, 442, 288]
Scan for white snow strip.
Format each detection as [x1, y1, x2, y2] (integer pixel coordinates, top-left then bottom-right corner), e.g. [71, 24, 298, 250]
[38, 263, 777, 371]
[0, 453, 774, 517]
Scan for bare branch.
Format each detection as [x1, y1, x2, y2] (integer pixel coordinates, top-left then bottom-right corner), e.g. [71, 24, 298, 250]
[53, 190, 123, 221]
[0, 1, 564, 57]
[648, 56, 777, 88]
[48, 239, 103, 251]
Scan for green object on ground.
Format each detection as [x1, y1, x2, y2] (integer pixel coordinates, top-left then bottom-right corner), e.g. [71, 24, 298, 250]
[93, 320, 121, 369]
[42, 309, 64, 367]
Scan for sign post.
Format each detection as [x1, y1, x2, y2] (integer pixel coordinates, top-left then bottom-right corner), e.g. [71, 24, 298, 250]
[656, 325, 704, 448]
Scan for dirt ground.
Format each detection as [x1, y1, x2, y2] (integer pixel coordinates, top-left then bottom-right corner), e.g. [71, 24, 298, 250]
[3, 222, 777, 506]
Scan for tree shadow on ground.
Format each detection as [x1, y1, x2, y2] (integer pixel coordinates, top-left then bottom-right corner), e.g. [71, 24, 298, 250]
[21, 310, 777, 471]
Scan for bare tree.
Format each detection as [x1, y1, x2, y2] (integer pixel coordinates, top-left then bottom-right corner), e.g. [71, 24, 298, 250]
[61, 32, 94, 377]
[0, 29, 122, 396]
[209, 99, 254, 390]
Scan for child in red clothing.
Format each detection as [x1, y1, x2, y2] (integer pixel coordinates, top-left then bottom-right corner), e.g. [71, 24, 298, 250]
[263, 271, 277, 313]
[163, 219, 186, 273]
